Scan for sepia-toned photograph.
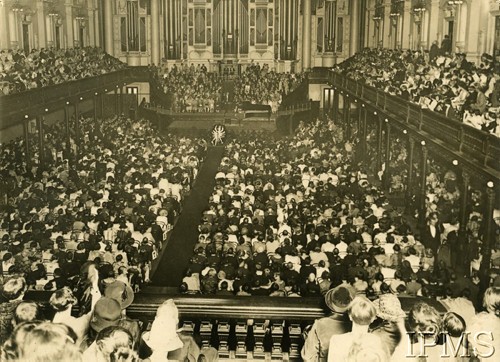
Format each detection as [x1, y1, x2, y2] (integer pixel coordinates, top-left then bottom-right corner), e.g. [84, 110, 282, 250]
[0, 0, 499, 361]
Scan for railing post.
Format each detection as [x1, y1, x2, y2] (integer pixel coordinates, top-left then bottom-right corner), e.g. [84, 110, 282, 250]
[383, 121, 391, 190]
[405, 137, 415, 214]
[36, 114, 44, 168]
[376, 113, 383, 173]
[64, 102, 71, 152]
[458, 125, 464, 152]
[22, 115, 31, 168]
[418, 109, 423, 131]
[419, 142, 428, 226]
[459, 170, 470, 237]
[483, 135, 491, 166]
[480, 183, 496, 292]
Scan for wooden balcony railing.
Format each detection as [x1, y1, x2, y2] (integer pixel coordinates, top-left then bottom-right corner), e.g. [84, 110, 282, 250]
[314, 69, 500, 182]
[0, 66, 150, 130]
[26, 290, 447, 360]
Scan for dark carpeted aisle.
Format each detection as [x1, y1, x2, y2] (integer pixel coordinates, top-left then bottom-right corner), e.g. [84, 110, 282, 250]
[151, 146, 224, 287]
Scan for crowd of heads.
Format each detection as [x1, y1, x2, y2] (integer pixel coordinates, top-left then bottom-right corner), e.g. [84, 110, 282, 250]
[302, 283, 500, 361]
[179, 116, 498, 306]
[334, 48, 500, 136]
[0, 273, 216, 361]
[153, 62, 305, 113]
[157, 63, 222, 112]
[234, 64, 305, 112]
[0, 47, 125, 95]
[0, 115, 206, 299]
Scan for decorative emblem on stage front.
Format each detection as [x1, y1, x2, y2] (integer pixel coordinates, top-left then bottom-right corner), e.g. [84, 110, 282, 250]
[211, 124, 226, 145]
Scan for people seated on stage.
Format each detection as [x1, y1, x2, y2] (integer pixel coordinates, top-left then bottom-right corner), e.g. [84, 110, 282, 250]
[234, 64, 305, 111]
[158, 63, 222, 112]
[334, 48, 500, 136]
[0, 115, 205, 294]
[0, 47, 125, 95]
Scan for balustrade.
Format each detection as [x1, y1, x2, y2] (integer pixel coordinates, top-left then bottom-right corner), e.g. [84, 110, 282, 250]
[322, 70, 500, 184]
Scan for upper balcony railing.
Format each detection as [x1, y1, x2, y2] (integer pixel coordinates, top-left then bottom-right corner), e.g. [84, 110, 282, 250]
[0, 66, 150, 130]
[312, 69, 500, 181]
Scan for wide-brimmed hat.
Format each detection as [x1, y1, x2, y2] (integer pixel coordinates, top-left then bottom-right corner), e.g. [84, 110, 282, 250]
[90, 297, 122, 332]
[104, 280, 135, 309]
[324, 285, 355, 313]
[372, 294, 406, 322]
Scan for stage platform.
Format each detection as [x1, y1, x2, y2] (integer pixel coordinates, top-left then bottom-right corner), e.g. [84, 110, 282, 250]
[148, 107, 277, 132]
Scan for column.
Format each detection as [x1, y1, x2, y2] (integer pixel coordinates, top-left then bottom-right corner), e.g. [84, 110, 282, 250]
[459, 171, 470, 234]
[36, 1, 46, 48]
[360, 106, 367, 162]
[383, 121, 391, 190]
[151, 0, 160, 65]
[344, 98, 351, 139]
[64, 102, 71, 149]
[427, 0, 440, 47]
[93, 92, 99, 122]
[0, 3, 8, 49]
[349, 0, 359, 56]
[383, 0, 392, 48]
[376, 115, 383, 173]
[405, 137, 415, 212]
[402, 1, 411, 49]
[36, 115, 44, 167]
[302, 0, 311, 69]
[115, 87, 119, 114]
[479, 183, 496, 289]
[93, 0, 100, 47]
[75, 99, 80, 154]
[65, 3, 74, 47]
[23, 116, 31, 167]
[88, 1, 96, 46]
[333, 91, 339, 121]
[119, 86, 124, 115]
[104, 0, 114, 55]
[419, 141, 428, 226]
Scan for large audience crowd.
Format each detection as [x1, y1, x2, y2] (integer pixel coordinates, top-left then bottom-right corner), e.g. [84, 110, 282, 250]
[0, 115, 498, 362]
[0, 47, 126, 95]
[0, 42, 499, 361]
[153, 63, 305, 113]
[334, 48, 500, 137]
[179, 116, 498, 304]
[0, 115, 206, 295]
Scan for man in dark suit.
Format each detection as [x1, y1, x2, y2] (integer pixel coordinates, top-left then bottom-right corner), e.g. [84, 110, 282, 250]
[420, 212, 444, 255]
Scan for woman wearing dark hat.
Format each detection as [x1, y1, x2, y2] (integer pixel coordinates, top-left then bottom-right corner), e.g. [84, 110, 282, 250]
[301, 285, 355, 362]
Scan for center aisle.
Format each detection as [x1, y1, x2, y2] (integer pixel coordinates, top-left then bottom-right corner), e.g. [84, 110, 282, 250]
[151, 146, 224, 287]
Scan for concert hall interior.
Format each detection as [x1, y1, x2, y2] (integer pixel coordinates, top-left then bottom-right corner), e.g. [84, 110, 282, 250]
[0, 0, 499, 361]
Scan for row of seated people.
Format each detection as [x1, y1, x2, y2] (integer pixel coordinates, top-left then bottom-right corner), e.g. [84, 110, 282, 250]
[334, 48, 500, 137]
[155, 63, 222, 113]
[180, 117, 495, 310]
[0, 116, 206, 293]
[0, 47, 125, 95]
[153, 63, 305, 113]
[233, 64, 305, 112]
[1, 272, 499, 361]
[302, 284, 500, 361]
[0, 270, 218, 361]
